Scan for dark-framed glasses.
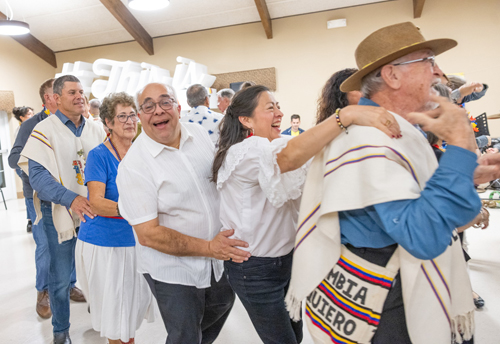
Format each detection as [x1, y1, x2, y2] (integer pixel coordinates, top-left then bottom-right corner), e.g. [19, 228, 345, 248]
[392, 56, 436, 68]
[140, 96, 176, 114]
[115, 113, 139, 123]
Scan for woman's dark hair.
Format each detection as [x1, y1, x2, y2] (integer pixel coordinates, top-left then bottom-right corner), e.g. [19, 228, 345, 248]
[316, 68, 358, 124]
[212, 85, 269, 183]
[12, 106, 33, 123]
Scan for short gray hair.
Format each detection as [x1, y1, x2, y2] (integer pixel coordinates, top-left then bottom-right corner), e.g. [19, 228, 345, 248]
[135, 83, 178, 110]
[360, 67, 384, 98]
[89, 99, 101, 110]
[217, 88, 235, 100]
[53, 75, 81, 96]
[360, 55, 411, 98]
[186, 84, 208, 108]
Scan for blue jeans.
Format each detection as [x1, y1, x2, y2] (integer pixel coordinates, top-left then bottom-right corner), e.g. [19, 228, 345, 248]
[26, 199, 76, 292]
[41, 201, 77, 334]
[224, 250, 303, 344]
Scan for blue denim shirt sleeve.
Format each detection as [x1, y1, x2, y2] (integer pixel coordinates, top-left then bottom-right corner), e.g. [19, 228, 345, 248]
[372, 145, 481, 259]
[29, 159, 79, 208]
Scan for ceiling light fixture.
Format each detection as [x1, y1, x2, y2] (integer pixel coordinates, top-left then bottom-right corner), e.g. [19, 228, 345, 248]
[0, 19, 30, 35]
[128, 0, 170, 11]
[0, 0, 30, 36]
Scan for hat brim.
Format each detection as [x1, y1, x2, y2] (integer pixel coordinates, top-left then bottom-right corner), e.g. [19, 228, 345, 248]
[340, 38, 457, 92]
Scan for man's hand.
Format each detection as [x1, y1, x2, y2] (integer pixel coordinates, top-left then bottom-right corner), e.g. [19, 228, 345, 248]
[474, 154, 500, 184]
[208, 229, 251, 263]
[70, 195, 95, 222]
[406, 95, 476, 152]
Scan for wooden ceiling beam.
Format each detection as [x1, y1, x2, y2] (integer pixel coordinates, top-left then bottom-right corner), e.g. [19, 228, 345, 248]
[413, 0, 426, 18]
[254, 0, 273, 39]
[0, 11, 57, 68]
[100, 0, 154, 55]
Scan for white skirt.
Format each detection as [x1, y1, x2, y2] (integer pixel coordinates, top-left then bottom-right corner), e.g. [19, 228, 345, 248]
[75, 239, 156, 341]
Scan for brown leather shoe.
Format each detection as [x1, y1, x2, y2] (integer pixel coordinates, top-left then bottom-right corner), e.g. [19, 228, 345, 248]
[69, 287, 86, 302]
[36, 290, 52, 319]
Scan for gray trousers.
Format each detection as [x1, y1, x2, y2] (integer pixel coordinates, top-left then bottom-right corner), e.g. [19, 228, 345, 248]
[144, 270, 235, 344]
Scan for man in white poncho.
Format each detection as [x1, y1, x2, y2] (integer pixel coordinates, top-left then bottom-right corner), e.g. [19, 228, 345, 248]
[287, 22, 499, 344]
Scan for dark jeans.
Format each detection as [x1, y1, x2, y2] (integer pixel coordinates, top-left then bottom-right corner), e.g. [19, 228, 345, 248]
[144, 269, 235, 344]
[224, 250, 303, 344]
[42, 202, 77, 334]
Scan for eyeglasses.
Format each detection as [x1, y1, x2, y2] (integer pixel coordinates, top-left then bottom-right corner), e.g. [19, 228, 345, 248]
[392, 56, 436, 68]
[140, 96, 176, 114]
[115, 113, 139, 123]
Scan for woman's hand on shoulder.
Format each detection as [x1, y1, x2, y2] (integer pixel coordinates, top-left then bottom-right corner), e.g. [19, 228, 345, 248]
[339, 105, 401, 138]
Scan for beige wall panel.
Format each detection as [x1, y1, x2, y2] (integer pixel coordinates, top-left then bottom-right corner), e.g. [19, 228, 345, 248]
[0, 36, 55, 196]
[55, 0, 499, 135]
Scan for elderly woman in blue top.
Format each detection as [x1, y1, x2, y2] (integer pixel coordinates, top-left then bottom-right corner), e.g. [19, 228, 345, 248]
[75, 92, 155, 344]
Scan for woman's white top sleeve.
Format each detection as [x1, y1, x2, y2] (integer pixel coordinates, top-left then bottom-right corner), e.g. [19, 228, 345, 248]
[217, 136, 308, 257]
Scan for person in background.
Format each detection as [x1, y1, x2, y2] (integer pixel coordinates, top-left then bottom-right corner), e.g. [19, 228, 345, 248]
[181, 84, 223, 145]
[217, 88, 235, 115]
[447, 74, 488, 105]
[82, 96, 92, 119]
[239, 81, 256, 91]
[89, 98, 101, 119]
[20, 75, 106, 344]
[12, 106, 34, 230]
[316, 68, 360, 124]
[8, 79, 85, 321]
[281, 114, 305, 136]
[76, 92, 155, 344]
[13, 106, 34, 130]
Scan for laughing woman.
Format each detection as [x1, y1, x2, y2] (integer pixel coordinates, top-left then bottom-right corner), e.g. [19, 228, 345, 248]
[212, 85, 401, 344]
[75, 92, 155, 344]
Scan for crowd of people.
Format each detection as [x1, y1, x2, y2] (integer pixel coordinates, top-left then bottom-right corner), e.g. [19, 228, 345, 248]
[8, 21, 500, 344]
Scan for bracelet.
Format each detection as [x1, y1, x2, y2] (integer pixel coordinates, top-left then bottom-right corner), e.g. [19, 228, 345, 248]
[472, 207, 488, 229]
[116, 204, 121, 217]
[334, 108, 348, 134]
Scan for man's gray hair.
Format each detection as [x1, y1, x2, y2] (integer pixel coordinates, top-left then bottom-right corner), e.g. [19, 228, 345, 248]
[217, 88, 235, 100]
[360, 67, 384, 98]
[360, 55, 410, 98]
[186, 84, 208, 108]
[89, 98, 101, 109]
[135, 83, 178, 110]
[53, 75, 81, 96]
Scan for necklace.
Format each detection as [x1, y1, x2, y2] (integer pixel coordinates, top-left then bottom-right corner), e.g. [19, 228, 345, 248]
[108, 138, 122, 161]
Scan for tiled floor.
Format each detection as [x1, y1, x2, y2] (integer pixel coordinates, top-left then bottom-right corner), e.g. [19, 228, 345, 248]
[1, 197, 498, 343]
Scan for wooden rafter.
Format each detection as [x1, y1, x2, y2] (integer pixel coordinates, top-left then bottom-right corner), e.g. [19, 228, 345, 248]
[254, 0, 273, 39]
[413, 0, 426, 18]
[0, 11, 57, 68]
[100, 0, 154, 55]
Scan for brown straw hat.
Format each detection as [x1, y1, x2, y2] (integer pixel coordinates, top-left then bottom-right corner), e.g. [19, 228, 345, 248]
[340, 22, 457, 92]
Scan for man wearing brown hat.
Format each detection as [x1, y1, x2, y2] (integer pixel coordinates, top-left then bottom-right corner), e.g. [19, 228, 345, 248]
[287, 22, 500, 344]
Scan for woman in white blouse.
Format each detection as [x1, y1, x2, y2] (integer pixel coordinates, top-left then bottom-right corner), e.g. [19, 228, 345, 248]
[212, 85, 401, 343]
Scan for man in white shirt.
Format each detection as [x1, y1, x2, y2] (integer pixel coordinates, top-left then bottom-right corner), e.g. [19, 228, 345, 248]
[116, 82, 250, 344]
[180, 84, 223, 145]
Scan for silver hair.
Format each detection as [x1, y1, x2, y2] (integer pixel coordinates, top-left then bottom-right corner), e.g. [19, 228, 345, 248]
[360, 55, 414, 98]
[217, 88, 235, 100]
[186, 84, 208, 108]
[89, 98, 101, 109]
[135, 83, 178, 110]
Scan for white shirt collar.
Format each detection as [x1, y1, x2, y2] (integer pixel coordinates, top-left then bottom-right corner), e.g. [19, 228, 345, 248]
[141, 122, 194, 158]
